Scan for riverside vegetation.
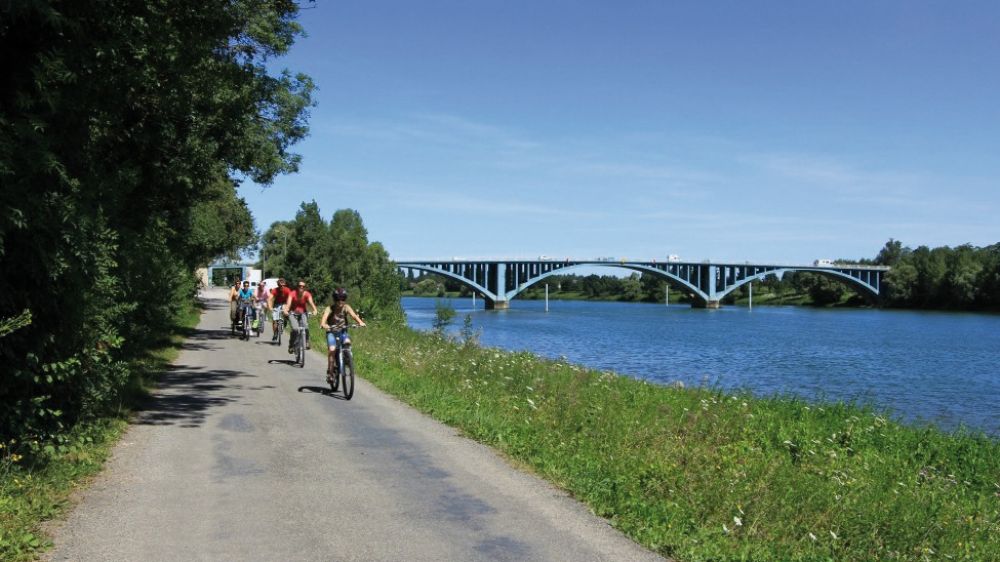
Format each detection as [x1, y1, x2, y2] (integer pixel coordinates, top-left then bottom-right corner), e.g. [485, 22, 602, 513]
[330, 317, 1000, 562]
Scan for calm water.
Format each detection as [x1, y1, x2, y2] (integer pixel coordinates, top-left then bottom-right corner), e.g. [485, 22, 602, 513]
[402, 297, 1000, 435]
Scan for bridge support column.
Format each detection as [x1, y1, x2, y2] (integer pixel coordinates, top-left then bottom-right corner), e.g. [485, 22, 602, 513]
[485, 299, 509, 310]
[691, 300, 721, 309]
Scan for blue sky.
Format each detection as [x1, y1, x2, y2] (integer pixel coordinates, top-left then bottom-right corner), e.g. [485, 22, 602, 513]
[239, 1, 1000, 264]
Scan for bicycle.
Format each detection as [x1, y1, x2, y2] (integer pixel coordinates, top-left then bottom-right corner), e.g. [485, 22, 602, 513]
[240, 302, 253, 341]
[273, 314, 285, 346]
[252, 302, 261, 337]
[327, 324, 361, 400]
[289, 312, 306, 368]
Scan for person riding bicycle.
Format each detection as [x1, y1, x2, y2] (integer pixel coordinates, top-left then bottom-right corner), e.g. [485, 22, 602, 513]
[320, 288, 366, 380]
[253, 280, 268, 331]
[236, 280, 256, 330]
[268, 278, 292, 341]
[283, 279, 318, 353]
[228, 280, 241, 326]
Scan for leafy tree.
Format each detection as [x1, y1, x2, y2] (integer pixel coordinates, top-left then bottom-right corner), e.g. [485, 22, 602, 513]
[641, 273, 667, 302]
[1, 0, 313, 446]
[432, 300, 456, 335]
[875, 239, 905, 266]
[621, 273, 643, 301]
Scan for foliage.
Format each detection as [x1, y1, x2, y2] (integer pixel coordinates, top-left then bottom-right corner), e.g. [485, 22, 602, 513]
[432, 300, 456, 336]
[260, 204, 404, 322]
[355, 323, 1000, 562]
[459, 313, 480, 346]
[0, 1, 312, 452]
[1, 299, 201, 561]
[880, 241, 1000, 309]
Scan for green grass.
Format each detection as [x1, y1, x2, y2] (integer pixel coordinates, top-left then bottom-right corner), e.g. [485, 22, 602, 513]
[0, 302, 203, 561]
[347, 323, 1000, 562]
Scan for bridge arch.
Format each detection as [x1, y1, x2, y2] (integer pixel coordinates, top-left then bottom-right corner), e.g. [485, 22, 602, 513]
[715, 267, 881, 302]
[506, 263, 710, 304]
[400, 264, 497, 302]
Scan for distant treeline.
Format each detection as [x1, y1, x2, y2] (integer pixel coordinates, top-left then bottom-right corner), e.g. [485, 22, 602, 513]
[1, 3, 312, 448]
[877, 239, 1000, 309]
[405, 239, 1000, 310]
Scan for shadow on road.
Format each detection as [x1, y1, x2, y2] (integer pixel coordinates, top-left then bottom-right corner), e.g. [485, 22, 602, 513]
[137, 364, 250, 428]
[297, 386, 349, 401]
[268, 359, 302, 367]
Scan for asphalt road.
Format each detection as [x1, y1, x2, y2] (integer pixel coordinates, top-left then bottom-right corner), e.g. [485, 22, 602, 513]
[45, 290, 666, 561]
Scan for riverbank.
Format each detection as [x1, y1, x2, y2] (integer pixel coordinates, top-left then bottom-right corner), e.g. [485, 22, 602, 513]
[346, 322, 1000, 561]
[0, 302, 202, 561]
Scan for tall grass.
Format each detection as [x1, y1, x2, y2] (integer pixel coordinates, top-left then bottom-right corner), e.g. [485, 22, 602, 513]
[351, 324, 1000, 561]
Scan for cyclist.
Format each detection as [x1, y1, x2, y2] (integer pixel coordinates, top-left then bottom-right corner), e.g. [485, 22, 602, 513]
[254, 280, 269, 332]
[228, 280, 242, 328]
[320, 288, 366, 380]
[284, 279, 318, 353]
[236, 280, 256, 332]
[268, 278, 292, 341]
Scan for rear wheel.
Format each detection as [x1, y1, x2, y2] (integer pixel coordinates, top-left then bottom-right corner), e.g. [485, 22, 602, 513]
[341, 350, 355, 400]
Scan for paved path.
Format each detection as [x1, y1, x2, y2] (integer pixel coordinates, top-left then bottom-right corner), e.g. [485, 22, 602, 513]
[45, 291, 665, 561]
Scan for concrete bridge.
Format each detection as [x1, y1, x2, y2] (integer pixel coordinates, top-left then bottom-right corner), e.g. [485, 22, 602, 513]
[397, 259, 890, 310]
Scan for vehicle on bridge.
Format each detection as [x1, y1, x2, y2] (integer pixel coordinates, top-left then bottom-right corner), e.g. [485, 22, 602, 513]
[667, 254, 681, 262]
[814, 259, 834, 267]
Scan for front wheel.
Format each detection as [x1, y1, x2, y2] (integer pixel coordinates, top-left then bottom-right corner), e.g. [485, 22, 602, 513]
[296, 332, 305, 368]
[341, 350, 355, 400]
[328, 353, 340, 392]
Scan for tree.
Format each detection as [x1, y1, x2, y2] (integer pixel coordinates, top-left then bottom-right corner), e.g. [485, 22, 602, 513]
[0, 0, 314, 445]
[621, 273, 643, 301]
[641, 273, 666, 302]
[875, 239, 906, 266]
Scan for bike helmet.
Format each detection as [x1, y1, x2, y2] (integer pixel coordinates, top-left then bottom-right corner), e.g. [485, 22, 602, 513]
[334, 288, 348, 301]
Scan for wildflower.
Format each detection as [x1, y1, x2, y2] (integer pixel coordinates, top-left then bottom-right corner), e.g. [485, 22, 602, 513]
[734, 516, 742, 527]
[722, 524, 729, 534]
[808, 533, 817, 541]
[830, 531, 838, 539]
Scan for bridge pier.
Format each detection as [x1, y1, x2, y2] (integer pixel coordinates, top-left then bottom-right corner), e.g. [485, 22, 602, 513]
[485, 299, 509, 310]
[691, 300, 721, 309]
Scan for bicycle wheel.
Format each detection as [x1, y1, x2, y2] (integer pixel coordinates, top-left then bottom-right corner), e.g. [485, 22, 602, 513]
[276, 320, 282, 346]
[341, 350, 355, 400]
[328, 352, 339, 392]
[242, 314, 250, 340]
[297, 332, 305, 368]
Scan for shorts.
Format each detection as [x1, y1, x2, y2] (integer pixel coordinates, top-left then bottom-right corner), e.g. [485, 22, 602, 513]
[326, 330, 350, 348]
[272, 305, 284, 321]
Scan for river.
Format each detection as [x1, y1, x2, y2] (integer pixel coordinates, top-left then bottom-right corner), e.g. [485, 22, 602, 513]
[402, 297, 1000, 435]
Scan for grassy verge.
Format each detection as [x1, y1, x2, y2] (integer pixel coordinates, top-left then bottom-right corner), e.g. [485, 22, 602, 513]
[347, 323, 1000, 561]
[0, 302, 202, 561]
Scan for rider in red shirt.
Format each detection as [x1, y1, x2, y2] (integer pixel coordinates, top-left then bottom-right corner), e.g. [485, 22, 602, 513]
[267, 278, 293, 341]
[283, 279, 318, 352]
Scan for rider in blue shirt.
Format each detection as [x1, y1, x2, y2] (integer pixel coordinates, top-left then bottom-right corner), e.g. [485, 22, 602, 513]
[237, 281, 255, 327]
